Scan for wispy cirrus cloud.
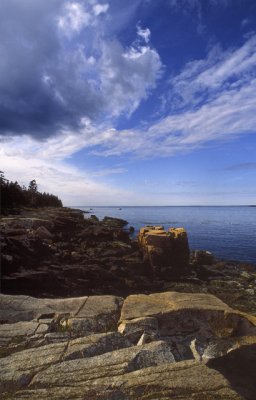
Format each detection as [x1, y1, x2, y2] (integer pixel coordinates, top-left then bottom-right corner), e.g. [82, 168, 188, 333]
[88, 34, 256, 157]
[0, 138, 132, 205]
[167, 34, 256, 112]
[223, 162, 256, 171]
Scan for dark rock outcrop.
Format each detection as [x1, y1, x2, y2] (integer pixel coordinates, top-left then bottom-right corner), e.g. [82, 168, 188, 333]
[1, 208, 150, 297]
[1, 208, 256, 317]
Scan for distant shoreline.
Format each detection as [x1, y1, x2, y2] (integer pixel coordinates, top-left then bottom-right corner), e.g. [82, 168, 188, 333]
[70, 205, 255, 208]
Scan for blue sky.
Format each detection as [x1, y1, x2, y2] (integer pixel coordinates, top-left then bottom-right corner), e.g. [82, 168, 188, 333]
[1, 0, 256, 205]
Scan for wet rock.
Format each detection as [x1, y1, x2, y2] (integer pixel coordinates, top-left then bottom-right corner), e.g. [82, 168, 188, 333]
[102, 216, 128, 229]
[0, 217, 54, 231]
[195, 264, 226, 280]
[90, 214, 99, 222]
[245, 288, 255, 296]
[240, 271, 251, 279]
[192, 250, 215, 266]
[33, 226, 53, 240]
[1, 254, 13, 263]
[1, 207, 145, 297]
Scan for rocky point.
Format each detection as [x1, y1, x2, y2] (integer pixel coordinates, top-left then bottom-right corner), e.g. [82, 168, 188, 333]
[0, 207, 256, 399]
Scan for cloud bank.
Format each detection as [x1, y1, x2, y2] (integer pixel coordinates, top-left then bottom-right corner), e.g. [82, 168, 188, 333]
[2, 0, 254, 157]
[0, 0, 162, 138]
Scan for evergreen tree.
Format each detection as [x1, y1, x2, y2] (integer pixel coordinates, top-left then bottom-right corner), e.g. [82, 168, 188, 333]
[28, 179, 38, 206]
[28, 179, 38, 193]
[0, 172, 63, 212]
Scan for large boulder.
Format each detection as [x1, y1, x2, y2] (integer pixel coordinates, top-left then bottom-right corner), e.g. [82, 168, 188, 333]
[138, 226, 190, 276]
[119, 292, 256, 361]
[120, 292, 256, 335]
[102, 216, 128, 229]
[0, 293, 256, 400]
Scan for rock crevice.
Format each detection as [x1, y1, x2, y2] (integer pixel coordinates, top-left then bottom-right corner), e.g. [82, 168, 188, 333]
[1, 291, 256, 399]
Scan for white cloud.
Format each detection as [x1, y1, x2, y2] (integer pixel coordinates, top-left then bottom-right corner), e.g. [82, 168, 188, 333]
[5, 34, 255, 165]
[90, 167, 127, 177]
[137, 25, 151, 43]
[93, 3, 109, 16]
[57, 2, 163, 125]
[168, 35, 256, 111]
[2, 1, 256, 206]
[0, 0, 163, 140]
[150, 78, 256, 147]
[99, 34, 162, 117]
[0, 137, 132, 206]
[197, 36, 256, 87]
[80, 35, 256, 157]
[58, 2, 91, 34]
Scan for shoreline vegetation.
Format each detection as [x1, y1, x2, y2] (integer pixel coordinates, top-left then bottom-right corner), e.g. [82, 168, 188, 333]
[0, 171, 62, 213]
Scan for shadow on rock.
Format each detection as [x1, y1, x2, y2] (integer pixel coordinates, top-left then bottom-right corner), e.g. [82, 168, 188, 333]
[207, 343, 256, 400]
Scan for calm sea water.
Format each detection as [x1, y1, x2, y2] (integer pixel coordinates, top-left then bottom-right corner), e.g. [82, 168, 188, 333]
[78, 206, 256, 264]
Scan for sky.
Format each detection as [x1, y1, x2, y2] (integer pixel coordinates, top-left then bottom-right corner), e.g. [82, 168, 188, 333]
[1, 0, 256, 205]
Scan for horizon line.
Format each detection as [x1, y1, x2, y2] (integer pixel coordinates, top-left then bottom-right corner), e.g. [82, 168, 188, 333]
[68, 205, 255, 208]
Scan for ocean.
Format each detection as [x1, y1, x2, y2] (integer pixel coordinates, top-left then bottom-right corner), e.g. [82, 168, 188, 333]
[78, 206, 256, 264]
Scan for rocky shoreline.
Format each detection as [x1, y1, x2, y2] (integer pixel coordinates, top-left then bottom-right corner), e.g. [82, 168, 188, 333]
[1, 207, 255, 313]
[1, 207, 256, 399]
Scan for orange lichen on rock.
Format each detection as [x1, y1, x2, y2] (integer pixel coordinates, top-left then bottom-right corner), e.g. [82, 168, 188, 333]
[138, 226, 190, 277]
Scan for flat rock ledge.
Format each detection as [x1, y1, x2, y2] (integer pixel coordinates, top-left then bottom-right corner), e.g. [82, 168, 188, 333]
[1, 292, 256, 399]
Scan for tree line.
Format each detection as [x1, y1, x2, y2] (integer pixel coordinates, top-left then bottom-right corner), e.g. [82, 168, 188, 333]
[0, 171, 63, 212]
